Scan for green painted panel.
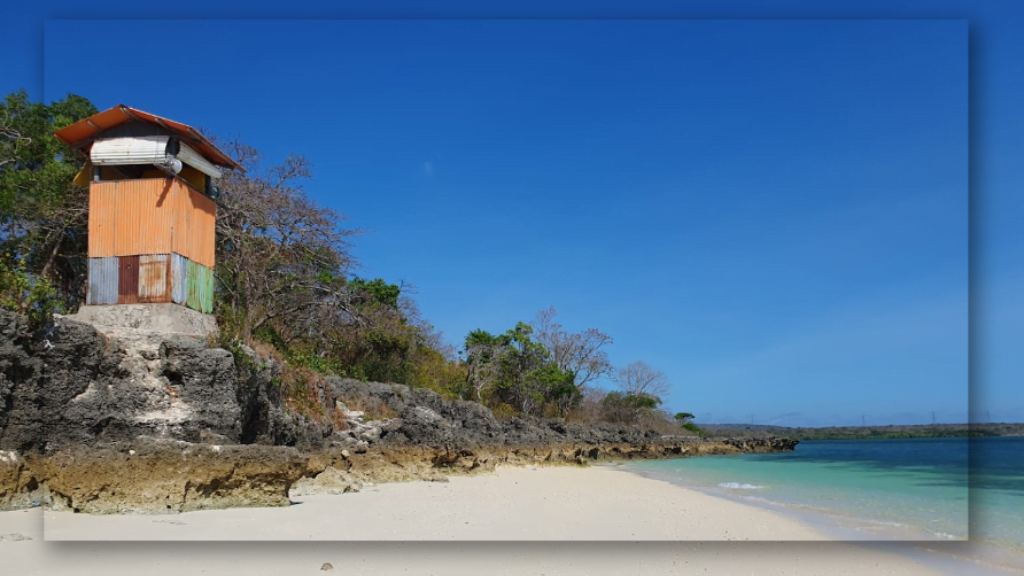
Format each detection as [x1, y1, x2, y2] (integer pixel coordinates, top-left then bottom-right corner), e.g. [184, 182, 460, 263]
[185, 259, 214, 313]
[186, 259, 201, 312]
[201, 264, 213, 313]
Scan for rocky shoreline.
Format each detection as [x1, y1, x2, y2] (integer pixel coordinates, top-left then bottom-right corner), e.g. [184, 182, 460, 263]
[0, 310, 797, 514]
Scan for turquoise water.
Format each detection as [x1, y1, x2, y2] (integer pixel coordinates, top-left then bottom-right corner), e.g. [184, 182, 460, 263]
[622, 437, 1024, 568]
[971, 437, 1024, 562]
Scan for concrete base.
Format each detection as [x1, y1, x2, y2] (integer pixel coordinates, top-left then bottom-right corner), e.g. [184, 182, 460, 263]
[66, 304, 218, 339]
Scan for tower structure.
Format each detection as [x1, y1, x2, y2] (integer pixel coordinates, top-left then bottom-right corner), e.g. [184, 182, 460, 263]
[54, 105, 241, 316]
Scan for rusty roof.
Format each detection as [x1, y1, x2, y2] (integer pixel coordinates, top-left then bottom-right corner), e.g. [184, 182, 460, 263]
[54, 105, 244, 171]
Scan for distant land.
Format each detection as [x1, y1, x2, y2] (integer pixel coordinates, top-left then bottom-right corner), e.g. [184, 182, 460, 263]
[700, 422, 1024, 440]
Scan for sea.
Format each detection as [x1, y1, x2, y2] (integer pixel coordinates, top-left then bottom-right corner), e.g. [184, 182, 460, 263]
[621, 437, 1024, 574]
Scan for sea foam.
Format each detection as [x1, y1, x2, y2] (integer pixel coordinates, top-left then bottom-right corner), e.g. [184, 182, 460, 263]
[717, 482, 764, 490]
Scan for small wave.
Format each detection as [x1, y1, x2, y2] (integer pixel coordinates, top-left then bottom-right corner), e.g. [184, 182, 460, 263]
[864, 519, 905, 528]
[717, 482, 764, 490]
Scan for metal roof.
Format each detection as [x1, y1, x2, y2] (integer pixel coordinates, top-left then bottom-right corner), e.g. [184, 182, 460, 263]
[54, 105, 243, 171]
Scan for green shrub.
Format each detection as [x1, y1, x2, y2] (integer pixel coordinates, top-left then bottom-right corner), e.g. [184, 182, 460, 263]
[0, 256, 62, 329]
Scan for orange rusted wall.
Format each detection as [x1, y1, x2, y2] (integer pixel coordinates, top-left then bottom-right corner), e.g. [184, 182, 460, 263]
[117, 179, 175, 255]
[173, 184, 215, 268]
[171, 181, 190, 261]
[188, 187, 216, 268]
[88, 181, 117, 257]
[88, 178, 215, 267]
[113, 180, 141, 255]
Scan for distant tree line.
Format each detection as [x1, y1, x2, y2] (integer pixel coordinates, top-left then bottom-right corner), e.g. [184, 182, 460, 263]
[699, 423, 1024, 440]
[0, 90, 705, 432]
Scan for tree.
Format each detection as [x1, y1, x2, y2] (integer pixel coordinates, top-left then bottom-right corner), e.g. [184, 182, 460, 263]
[614, 361, 671, 401]
[600, 390, 662, 424]
[673, 412, 696, 423]
[531, 306, 613, 391]
[0, 90, 98, 312]
[461, 321, 578, 416]
[349, 277, 401, 309]
[604, 361, 672, 425]
[213, 138, 361, 343]
[674, 412, 705, 437]
[479, 322, 548, 416]
[463, 329, 513, 402]
[540, 363, 582, 417]
[576, 385, 609, 422]
[501, 321, 580, 417]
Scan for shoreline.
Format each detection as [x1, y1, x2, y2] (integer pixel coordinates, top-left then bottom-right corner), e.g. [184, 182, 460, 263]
[613, 461, 963, 542]
[1, 463, 1008, 575]
[608, 462, 1024, 576]
[42, 463, 831, 541]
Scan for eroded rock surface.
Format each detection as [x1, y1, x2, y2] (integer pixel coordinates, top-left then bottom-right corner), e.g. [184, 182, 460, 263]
[44, 438, 305, 514]
[0, 310, 333, 452]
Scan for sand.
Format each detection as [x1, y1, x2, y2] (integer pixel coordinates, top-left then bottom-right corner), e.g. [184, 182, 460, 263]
[0, 464, 975, 575]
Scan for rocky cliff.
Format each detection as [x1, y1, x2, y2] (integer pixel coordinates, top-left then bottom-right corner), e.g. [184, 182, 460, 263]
[0, 310, 797, 513]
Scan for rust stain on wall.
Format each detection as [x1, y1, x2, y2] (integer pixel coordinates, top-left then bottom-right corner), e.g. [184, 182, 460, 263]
[138, 254, 170, 303]
[118, 255, 140, 304]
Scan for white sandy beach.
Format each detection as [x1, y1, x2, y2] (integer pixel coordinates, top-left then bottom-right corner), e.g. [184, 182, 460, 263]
[0, 464, 977, 575]
[43, 464, 834, 541]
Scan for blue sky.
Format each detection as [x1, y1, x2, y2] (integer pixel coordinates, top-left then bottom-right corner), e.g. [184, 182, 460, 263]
[4, 1, 1015, 427]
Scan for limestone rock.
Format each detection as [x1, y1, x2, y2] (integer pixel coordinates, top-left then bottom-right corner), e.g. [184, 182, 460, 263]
[44, 439, 306, 514]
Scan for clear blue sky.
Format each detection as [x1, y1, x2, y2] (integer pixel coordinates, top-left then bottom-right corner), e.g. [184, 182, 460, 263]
[4, 1, 1015, 428]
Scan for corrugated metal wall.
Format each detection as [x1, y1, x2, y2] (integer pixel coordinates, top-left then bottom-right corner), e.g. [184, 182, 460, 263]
[201, 263, 214, 313]
[138, 254, 170, 303]
[114, 179, 178, 256]
[88, 178, 215, 266]
[118, 255, 140, 304]
[170, 253, 188, 305]
[171, 182, 189, 262]
[113, 181, 141, 256]
[186, 259, 200, 312]
[87, 252, 211, 313]
[180, 186, 216, 268]
[87, 176, 216, 312]
[89, 182, 117, 257]
[192, 189, 216, 268]
[186, 259, 214, 314]
[87, 257, 119, 305]
[132, 179, 175, 255]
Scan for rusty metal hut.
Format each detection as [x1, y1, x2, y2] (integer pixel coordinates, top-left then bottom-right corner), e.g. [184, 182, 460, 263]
[55, 105, 241, 315]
